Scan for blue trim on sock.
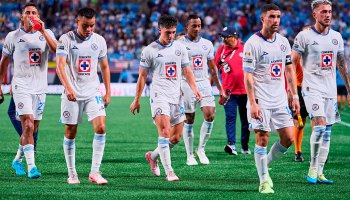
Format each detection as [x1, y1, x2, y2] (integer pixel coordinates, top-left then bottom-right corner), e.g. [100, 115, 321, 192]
[94, 134, 106, 142]
[158, 137, 170, 145]
[23, 145, 34, 152]
[254, 146, 267, 155]
[275, 141, 288, 153]
[63, 139, 75, 145]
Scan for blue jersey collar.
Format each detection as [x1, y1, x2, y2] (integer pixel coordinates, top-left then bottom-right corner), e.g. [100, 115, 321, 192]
[185, 34, 201, 43]
[256, 31, 276, 43]
[74, 30, 92, 41]
[156, 39, 173, 47]
[311, 26, 330, 36]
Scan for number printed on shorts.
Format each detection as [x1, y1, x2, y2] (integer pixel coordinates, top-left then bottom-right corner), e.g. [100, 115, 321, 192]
[95, 96, 103, 104]
[37, 102, 45, 111]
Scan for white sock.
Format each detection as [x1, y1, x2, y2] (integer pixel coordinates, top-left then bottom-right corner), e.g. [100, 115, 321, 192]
[198, 120, 214, 151]
[63, 137, 77, 176]
[14, 144, 24, 162]
[150, 147, 159, 161]
[254, 144, 268, 184]
[310, 126, 325, 168]
[267, 141, 288, 166]
[158, 137, 173, 173]
[318, 125, 331, 175]
[23, 144, 35, 172]
[91, 133, 106, 173]
[183, 123, 194, 157]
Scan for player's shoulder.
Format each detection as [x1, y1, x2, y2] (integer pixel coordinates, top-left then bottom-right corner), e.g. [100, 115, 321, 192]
[245, 33, 260, 46]
[5, 29, 20, 39]
[59, 31, 73, 41]
[276, 33, 289, 44]
[329, 29, 343, 38]
[173, 40, 186, 49]
[92, 32, 106, 41]
[199, 37, 214, 47]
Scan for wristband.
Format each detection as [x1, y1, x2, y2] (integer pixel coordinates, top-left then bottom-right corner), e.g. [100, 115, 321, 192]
[292, 94, 299, 100]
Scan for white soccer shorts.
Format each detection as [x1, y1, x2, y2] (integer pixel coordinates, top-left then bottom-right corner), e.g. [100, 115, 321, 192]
[13, 93, 46, 120]
[247, 106, 294, 132]
[181, 80, 215, 113]
[60, 95, 106, 124]
[150, 100, 185, 126]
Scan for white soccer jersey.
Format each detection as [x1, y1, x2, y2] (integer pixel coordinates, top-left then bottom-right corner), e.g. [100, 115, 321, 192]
[140, 40, 190, 104]
[2, 28, 56, 94]
[243, 32, 291, 109]
[178, 35, 214, 82]
[293, 27, 344, 98]
[56, 31, 107, 100]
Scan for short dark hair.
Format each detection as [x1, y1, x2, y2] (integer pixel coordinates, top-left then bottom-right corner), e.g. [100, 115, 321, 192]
[22, 2, 40, 14]
[261, 4, 280, 15]
[185, 14, 201, 25]
[77, 7, 96, 19]
[158, 15, 178, 29]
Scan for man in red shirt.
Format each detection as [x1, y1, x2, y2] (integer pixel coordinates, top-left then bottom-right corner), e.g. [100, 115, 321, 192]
[214, 27, 250, 155]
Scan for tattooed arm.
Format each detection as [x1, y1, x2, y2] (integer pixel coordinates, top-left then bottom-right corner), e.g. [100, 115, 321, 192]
[336, 54, 350, 106]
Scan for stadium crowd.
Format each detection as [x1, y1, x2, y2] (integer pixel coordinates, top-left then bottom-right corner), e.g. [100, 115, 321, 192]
[1, 0, 350, 78]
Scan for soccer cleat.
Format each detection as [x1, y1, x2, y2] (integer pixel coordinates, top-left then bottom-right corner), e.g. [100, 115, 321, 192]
[186, 155, 198, 166]
[196, 149, 209, 164]
[266, 171, 273, 188]
[294, 152, 304, 162]
[317, 174, 333, 184]
[259, 181, 274, 194]
[28, 166, 41, 179]
[12, 160, 26, 176]
[241, 148, 251, 155]
[145, 151, 160, 176]
[224, 144, 238, 155]
[67, 174, 80, 184]
[306, 167, 318, 184]
[166, 171, 179, 181]
[89, 172, 108, 185]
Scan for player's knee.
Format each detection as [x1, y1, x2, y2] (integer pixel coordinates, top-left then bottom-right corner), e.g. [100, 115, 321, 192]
[170, 137, 180, 145]
[204, 113, 215, 122]
[22, 120, 34, 133]
[185, 114, 195, 124]
[94, 123, 106, 134]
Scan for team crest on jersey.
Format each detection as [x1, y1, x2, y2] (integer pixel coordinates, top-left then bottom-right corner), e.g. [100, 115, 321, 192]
[270, 62, 282, 79]
[192, 56, 203, 69]
[91, 43, 98, 51]
[202, 45, 208, 50]
[165, 64, 177, 79]
[321, 51, 333, 69]
[280, 44, 286, 52]
[39, 35, 45, 41]
[332, 39, 338, 45]
[29, 48, 41, 66]
[78, 56, 92, 75]
[175, 50, 181, 56]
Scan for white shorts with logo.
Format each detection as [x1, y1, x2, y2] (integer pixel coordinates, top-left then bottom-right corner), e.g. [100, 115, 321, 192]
[150, 99, 185, 126]
[302, 92, 340, 125]
[181, 80, 215, 113]
[247, 106, 294, 132]
[13, 93, 46, 120]
[60, 94, 106, 124]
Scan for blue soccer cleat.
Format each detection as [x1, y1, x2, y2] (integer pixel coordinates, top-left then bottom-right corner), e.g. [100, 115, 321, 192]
[28, 166, 41, 179]
[306, 167, 317, 184]
[317, 174, 333, 184]
[11, 160, 26, 175]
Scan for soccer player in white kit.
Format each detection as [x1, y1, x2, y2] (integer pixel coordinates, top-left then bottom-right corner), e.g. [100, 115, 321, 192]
[178, 14, 224, 165]
[0, 2, 57, 179]
[292, 0, 350, 185]
[130, 15, 202, 181]
[56, 7, 111, 185]
[243, 4, 300, 194]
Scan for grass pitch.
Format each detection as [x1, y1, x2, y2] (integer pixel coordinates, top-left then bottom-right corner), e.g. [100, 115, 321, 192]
[0, 95, 349, 199]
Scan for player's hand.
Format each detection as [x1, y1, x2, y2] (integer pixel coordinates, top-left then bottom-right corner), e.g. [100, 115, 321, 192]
[292, 98, 300, 115]
[34, 16, 45, 32]
[194, 90, 202, 102]
[65, 87, 77, 102]
[103, 93, 111, 108]
[130, 100, 140, 115]
[0, 88, 4, 105]
[287, 90, 293, 108]
[250, 103, 262, 120]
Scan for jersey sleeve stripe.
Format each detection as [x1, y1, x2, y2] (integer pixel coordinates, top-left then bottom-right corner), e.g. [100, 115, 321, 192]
[98, 55, 107, 61]
[56, 52, 68, 56]
[243, 66, 254, 73]
[140, 65, 149, 70]
[2, 51, 11, 57]
[337, 50, 344, 55]
[292, 48, 303, 54]
[181, 63, 190, 68]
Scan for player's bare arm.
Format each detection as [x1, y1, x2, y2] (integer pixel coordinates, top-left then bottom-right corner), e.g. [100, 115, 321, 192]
[0, 55, 11, 97]
[336, 53, 350, 106]
[285, 63, 300, 113]
[56, 56, 77, 101]
[99, 58, 111, 105]
[130, 67, 148, 115]
[182, 66, 202, 101]
[35, 17, 57, 53]
[244, 71, 261, 119]
[207, 59, 224, 96]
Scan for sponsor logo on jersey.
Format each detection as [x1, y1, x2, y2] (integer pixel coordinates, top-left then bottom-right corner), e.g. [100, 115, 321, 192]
[165, 63, 177, 79]
[91, 43, 98, 51]
[18, 39, 25, 43]
[156, 53, 163, 58]
[321, 51, 333, 69]
[312, 41, 319, 45]
[28, 48, 42, 66]
[270, 61, 282, 80]
[260, 51, 269, 58]
[78, 56, 92, 75]
[72, 45, 78, 50]
[192, 56, 203, 69]
[186, 47, 191, 50]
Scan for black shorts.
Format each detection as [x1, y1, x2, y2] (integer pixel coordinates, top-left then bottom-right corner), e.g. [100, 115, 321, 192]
[294, 86, 308, 120]
[337, 85, 347, 96]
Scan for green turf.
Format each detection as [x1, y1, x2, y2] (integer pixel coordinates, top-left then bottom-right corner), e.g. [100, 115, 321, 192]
[0, 95, 349, 199]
